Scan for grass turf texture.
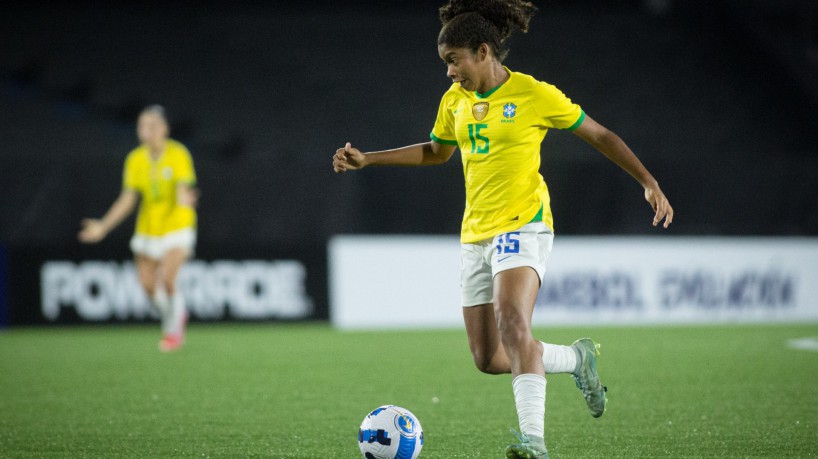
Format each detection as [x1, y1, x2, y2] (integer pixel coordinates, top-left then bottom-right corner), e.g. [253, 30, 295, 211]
[1, 324, 817, 458]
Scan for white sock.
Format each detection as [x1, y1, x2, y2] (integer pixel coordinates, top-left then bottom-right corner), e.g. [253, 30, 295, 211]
[152, 289, 173, 335]
[540, 341, 579, 374]
[512, 374, 546, 439]
[169, 291, 187, 336]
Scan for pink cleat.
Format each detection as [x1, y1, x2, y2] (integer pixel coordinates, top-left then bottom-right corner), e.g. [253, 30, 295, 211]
[159, 334, 183, 352]
[159, 311, 188, 352]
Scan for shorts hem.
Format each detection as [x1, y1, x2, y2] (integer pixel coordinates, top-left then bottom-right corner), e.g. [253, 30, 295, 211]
[130, 228, 196, 260]
[493, 262, 545, 282]
[462, 299, 493, 308]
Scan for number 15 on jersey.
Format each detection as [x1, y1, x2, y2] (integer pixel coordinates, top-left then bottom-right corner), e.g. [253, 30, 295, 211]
[468, 123, 489, 154]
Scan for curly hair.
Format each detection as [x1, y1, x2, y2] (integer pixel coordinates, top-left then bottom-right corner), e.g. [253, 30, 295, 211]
[438, 0, 537, 62]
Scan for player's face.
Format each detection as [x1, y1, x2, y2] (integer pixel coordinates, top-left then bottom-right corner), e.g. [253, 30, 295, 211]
[438, 44, 487, 92]
[137, 113, 169, 147]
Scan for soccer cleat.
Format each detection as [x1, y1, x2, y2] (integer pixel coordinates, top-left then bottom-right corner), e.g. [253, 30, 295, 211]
[159, 334, 183, 352]
[159, 311, 188, 352]
[505, 429, 548, 459]
[571, 338, 607, 418]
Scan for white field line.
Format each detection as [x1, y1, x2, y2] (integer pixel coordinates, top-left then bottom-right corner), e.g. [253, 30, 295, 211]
[787, 337, 818, 352]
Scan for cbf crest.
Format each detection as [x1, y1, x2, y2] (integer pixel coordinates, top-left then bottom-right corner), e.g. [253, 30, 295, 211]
[472, 102, 489, 121]
[503, 102, 517, 119]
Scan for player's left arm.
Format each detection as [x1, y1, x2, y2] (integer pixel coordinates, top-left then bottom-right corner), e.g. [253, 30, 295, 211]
[177, 183, 198, 208]
[572, 114, 674, 228]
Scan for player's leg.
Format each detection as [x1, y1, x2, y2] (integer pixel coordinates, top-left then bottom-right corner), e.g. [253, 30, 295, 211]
[463, 301, 584, 379]
[464, 302, 585, 378]
[528, 227, 581, 377]
[135, 254, 158, 296]
[534, 336, 607, 418]
[135, 254, 168, 318]
[463, 303, 511, 374]
[491, 223, 554, 458]
[506, 222, 606, 418]
[494, 266, 548, 459]
[461, 241, 514, 374]
[158, 247, 189, 351]
[494, 267, 542, 375]
[160, 247, 188, 297]
[132, 233, 173, 323]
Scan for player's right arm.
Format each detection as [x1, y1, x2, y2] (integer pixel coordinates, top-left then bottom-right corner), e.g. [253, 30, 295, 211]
[332, 141, 456, 173]
[78, 189, 139, 243]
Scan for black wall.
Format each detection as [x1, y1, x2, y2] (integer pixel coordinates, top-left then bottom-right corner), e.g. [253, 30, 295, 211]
[2, 0, 817, 255]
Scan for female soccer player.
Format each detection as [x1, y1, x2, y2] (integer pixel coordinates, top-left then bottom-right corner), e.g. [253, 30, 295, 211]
[79, 105, 198, 352]
[334, 1, 673, 457]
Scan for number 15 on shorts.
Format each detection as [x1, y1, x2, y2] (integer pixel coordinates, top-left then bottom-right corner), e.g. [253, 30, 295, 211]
[496, 232, 520, 255]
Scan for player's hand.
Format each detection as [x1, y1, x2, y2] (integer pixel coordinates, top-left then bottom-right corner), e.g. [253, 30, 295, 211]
[78, 219, 108, 244]
[333, 142, 367, 173]
[644, 184, 673, 228]
[177, 186, 199, 208]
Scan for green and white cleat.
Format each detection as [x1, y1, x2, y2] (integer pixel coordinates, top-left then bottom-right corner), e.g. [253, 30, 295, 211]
[571, 338, 607, 418]
[505, 430, 548, 459]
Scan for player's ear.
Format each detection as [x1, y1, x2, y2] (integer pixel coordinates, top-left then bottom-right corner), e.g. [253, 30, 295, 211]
[478, 43, 490, 62]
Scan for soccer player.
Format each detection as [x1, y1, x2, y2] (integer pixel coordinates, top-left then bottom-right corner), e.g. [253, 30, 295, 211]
[79, 105, 198, 352]
[333, 1, 673, 457]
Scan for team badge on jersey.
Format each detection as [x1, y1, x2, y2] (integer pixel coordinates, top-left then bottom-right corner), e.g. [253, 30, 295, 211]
[503, 102, 517, 119]
[472, 102, 489, 121]
[163, 167, 173, 180]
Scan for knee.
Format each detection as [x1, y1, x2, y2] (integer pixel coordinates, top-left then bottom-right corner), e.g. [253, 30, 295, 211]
[140, 280, 156, 298]
[162, 276, 176, 296]
[495, 307, 532, 348]
[138, 273, 156, 297]
[470, 348, 501, 375]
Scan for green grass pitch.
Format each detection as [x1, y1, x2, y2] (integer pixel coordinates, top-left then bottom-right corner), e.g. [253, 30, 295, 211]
[1, 323, 817, 458]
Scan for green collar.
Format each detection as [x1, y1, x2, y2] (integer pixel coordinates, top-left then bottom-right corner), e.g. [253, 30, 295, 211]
[475, 67, 512, 99]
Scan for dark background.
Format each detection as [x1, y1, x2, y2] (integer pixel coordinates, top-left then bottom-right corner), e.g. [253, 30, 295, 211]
[1, 0, 817, 321]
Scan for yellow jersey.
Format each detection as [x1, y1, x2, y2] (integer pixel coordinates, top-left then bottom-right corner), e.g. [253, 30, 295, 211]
[123, 139, 197, 236]
[430, 68, 584, 243]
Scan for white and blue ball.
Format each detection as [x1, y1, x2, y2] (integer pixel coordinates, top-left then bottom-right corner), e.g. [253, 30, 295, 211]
[358, 405, 424, 459]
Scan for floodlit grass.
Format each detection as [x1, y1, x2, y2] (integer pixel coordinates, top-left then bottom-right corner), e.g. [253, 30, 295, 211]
[1, 323, 817, 458]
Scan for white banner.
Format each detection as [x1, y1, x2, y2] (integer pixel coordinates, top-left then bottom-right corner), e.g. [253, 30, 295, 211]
[329, 236, 818, 329]
[40, 259, 313, 321]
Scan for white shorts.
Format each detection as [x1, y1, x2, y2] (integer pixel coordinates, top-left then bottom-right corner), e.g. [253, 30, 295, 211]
[460, 221, 554, 307]
[130, 228, 196, 260]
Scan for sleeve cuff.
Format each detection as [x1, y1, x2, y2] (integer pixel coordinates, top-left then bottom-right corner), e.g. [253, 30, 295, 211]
[565, 110, 586, 131]
[430, 132, 458, 146]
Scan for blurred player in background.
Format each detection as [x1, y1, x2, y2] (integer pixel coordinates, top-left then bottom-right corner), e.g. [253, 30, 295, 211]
[79, 105, 197, 352]
[334, 0, 673, 457]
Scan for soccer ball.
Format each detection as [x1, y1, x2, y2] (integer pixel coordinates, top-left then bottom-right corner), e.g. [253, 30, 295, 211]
[357, 405, 424, 459]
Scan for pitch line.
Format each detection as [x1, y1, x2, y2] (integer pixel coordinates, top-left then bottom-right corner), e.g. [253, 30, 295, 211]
[787, 337, 818, 352]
